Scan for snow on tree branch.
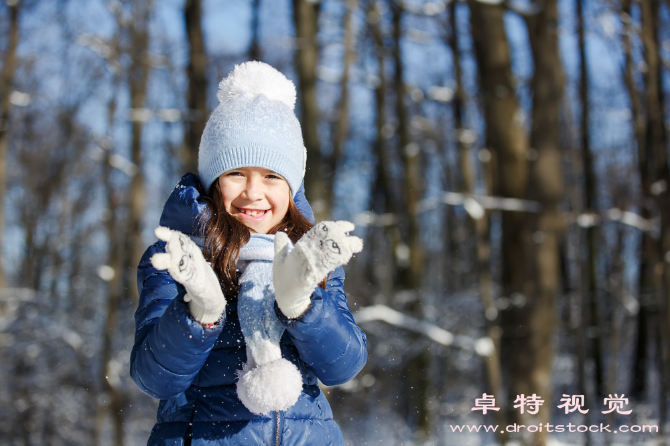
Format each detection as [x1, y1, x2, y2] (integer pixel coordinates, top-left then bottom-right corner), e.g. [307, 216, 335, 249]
[353, 304, 494, 357]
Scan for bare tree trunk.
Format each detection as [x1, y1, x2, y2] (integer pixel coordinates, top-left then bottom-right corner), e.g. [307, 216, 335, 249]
[467, 0, 530, 437]
[620, 0, 650, 400]
[367, 0, 429, 434]
[446, 2, 472, 198]
[368, 0, 392, 218]
[124, 0, 151, 304]
[640, 0, 670, 429]
[389, 3, 430, 437]
[605, 226, 626, 445]
[524, 2, 565, 445]
[100, 148, 127, 446]
[0, 2, 21, 287]
[577, 0, 604, 398]
[391, 3, 423, 290]
[467, 0, 528, 292]
[332, 0, 358, 183]
[624, 2, 670, 415]
[249, 0, 262, 61]
[183, 0, 208, 174]
[293, 0, 329, 220]
[94, 71, 127, 446]
[445, 4, 507, 443]
[367, 0, 395, 299]
[92, 6, 151, 438]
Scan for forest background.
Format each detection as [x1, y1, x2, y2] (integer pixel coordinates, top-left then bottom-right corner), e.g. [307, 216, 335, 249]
[0, 0, 668, 445]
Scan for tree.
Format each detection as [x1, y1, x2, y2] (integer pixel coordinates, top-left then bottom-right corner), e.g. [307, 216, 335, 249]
[0, 0, 21, 287]
[183, 0, 208, 174]
[466, 0, 531, 437]
[576, 0, 604, 399]
[524, 1, 565, 444]
[293, 0, 329, 220]
[442, 3, 507, 442]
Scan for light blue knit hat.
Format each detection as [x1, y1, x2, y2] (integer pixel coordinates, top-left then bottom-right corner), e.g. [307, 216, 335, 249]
[198, 61, 307, 196]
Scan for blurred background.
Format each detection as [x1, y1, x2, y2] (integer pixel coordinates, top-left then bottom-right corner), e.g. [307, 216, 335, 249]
[0, 0, 668, 445]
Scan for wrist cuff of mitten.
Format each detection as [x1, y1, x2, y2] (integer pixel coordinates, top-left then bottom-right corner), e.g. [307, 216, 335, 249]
[277, 293, 311, 319]
[188, 297, 225, 325]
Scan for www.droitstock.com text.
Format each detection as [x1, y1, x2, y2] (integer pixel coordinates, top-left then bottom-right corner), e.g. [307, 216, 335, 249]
[450, 423, 658, 434]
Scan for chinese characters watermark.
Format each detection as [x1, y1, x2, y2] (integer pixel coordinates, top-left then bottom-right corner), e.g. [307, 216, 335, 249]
[471, 393, 500, 414]
[471, 393, 633, 415]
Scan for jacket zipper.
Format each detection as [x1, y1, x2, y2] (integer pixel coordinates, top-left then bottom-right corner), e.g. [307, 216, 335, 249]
[274, 411, 281, 446]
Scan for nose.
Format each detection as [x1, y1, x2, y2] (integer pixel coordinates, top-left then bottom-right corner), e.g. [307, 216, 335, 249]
[244, 173, 264, 200]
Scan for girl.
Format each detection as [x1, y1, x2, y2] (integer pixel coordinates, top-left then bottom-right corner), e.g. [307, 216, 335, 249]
[130, 61, 367, 445]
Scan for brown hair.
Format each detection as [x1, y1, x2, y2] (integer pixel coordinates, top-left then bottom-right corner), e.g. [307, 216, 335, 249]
[199, 180, 315, 296]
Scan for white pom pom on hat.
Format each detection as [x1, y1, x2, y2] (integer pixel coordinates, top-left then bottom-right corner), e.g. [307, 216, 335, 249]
[217, 61, 297, 110]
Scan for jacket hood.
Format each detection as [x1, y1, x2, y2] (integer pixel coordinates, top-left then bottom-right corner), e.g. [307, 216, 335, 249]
[158, 173, 315, 236]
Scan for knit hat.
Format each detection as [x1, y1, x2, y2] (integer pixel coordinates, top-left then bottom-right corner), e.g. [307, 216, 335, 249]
[198, 61, 307, 197]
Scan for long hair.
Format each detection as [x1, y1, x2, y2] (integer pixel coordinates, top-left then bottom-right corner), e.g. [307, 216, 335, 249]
[199, 180, 315, 296]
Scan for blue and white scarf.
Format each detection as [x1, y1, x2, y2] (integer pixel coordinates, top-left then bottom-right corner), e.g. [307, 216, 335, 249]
[236, 234, 302, 415]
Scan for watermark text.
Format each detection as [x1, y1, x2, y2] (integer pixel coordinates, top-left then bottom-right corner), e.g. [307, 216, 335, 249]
[450, 423, 658, 434]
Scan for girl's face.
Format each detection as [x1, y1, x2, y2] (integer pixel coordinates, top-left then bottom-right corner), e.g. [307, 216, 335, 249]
[217, 167, 290, 234]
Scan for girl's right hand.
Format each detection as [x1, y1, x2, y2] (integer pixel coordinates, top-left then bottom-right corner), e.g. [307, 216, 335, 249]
[151, 227, 226, 326]
[273, 221, 363, 319]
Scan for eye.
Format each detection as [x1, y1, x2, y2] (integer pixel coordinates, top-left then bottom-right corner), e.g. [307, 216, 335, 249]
[266, 174, 282, 180]
[226, 171, 244, 177]
[326, 239, 341, 254]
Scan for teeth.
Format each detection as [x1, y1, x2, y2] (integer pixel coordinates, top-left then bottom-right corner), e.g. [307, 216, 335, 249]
[242, 209, 265, 216]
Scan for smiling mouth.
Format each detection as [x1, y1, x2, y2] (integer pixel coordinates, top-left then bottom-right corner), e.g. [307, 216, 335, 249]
[235, 207, 269, 218]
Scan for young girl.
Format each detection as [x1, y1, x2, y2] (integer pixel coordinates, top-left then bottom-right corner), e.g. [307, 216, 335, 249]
[130, 62, 367, 445]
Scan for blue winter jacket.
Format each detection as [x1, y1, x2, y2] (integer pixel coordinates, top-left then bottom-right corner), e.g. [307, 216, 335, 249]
[130, 173, 367, 446]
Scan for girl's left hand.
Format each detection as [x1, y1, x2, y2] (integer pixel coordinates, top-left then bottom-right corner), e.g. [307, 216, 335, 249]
[273, 221, 363, 319]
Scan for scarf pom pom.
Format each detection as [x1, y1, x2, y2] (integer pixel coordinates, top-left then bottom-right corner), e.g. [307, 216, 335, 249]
[237, 358, 303, 415]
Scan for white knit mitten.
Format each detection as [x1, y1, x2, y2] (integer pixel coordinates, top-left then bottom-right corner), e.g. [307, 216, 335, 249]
[151, 227, 226, 325]
[273, 221, 363, 318]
